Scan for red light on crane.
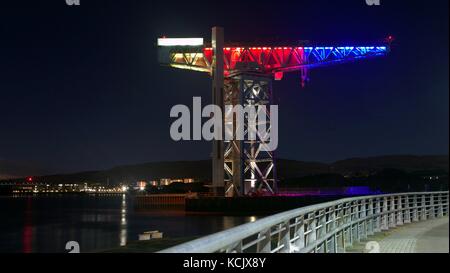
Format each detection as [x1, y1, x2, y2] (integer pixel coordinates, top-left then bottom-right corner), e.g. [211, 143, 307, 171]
[386, 35, 395, 44]
[27, 177, 33, 182]
[274, 71, 284, 81]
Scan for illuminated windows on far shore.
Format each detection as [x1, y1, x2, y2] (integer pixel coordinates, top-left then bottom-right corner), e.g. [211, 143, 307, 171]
[149, 178, 196, 187]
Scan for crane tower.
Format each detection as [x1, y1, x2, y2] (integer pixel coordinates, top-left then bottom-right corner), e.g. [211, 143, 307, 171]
[157, 27, 389, 197]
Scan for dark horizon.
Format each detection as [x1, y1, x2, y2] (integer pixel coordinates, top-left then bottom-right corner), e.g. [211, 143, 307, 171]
[1, 0, 448, 174]
[1, 153, 449, 179]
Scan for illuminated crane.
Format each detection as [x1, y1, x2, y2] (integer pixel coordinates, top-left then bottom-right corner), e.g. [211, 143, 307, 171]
[158, 27, 390, 197]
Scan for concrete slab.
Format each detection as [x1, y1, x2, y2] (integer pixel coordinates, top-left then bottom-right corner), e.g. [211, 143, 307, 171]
[346, 216, 449, 253]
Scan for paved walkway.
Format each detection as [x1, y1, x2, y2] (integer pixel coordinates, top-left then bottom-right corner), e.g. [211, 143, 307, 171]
[348, 216, 449, 253]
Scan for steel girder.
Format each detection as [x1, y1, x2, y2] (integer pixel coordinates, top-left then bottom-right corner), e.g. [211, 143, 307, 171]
[165, 46, 388, 77]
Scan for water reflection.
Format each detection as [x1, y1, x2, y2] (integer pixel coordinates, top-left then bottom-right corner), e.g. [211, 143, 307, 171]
[0, 195, 259, 253]
[120, 194, 127, 246]
[22, 197, 33, 253]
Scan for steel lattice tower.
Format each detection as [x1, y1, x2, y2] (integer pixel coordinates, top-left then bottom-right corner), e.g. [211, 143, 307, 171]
[223, 73, 276, 196]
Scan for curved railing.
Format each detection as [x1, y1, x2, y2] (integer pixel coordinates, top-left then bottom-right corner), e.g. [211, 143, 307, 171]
[159, 191, 449, 253]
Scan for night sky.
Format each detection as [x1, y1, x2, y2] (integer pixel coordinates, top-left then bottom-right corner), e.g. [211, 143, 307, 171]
[0, 0, 448, 173]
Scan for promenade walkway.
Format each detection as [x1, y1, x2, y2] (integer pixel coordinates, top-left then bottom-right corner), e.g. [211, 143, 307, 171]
[348, 216, 449, 253]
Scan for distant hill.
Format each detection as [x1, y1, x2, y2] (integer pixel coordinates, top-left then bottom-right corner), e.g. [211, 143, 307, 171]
[1, 155, 448, 184]
[276, 159, 330, 179]
[331, 155, 449, 174]
[0, 160, 50, 179]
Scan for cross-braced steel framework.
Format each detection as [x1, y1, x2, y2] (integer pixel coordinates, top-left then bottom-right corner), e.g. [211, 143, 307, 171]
[165, 45, 388, 85]
[223, 74, 276, 196]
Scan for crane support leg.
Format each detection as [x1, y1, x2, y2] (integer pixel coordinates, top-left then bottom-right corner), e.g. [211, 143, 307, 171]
[211, 27, 225, 196]
[224, 73, 277, 196]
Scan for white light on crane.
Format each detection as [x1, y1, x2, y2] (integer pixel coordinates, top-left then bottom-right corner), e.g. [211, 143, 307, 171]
[157, 38, 204, 47]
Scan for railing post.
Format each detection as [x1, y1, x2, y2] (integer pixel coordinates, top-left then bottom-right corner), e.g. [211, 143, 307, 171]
[374, 197, 382, 232]
[437, 193, 444, 218]
[336, 205, 345, 253]
[278, 221, 291, 253]
[332, 233, 338, 253]
[317, 209, 327, 240]
[343, 202, 352, 248]
[367, 198, 374, 235]
[412, 194, 419, 222]
[328, 207, 338, 253]
[389, 195, 396, 228]
[353, 201, 360, 243]
[404, 194, 411, 224]
[343, 227, 350, 249]
[293, 217, 305, 252]
[429, 194, 436, 219]
[396, 195, 404, 225]
[317, 210, 327, 253]
[360, 199, 367, 239]
[256, 228, 272, 253]
[307, 213, 317, 252]
[381, 196, 389, 230]
[421, 194, 427, 221]
[445, 193, 449, 216]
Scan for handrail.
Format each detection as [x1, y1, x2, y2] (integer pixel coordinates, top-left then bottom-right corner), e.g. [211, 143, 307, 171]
[158, 191, 449, 253]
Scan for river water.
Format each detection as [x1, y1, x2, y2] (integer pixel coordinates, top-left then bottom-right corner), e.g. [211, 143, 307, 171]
[0, 195, 258, 253]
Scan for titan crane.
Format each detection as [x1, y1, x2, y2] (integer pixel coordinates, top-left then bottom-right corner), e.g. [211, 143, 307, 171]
[158, 27, 390, 197]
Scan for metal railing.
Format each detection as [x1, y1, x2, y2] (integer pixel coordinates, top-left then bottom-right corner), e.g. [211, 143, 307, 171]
[159, 191, 449, 253]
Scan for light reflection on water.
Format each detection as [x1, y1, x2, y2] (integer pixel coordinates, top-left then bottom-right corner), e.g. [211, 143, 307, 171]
[0, 195, 258, 253]
[120, 194, 127, 247]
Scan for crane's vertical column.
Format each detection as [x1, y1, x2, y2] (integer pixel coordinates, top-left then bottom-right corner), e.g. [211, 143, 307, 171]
[211, 27, 225, 196]
[241, 75, 276, 195]
[224, 76, 244, 197]
[224, 73, 277, 196]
